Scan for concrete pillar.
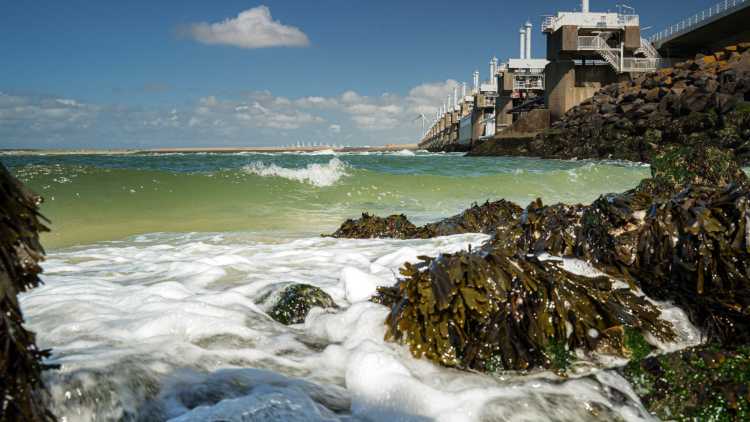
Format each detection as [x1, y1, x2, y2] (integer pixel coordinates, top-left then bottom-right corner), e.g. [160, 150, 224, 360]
[582, 0, 589, 13]
[495, 96, 514, 128]
[473, 71, 480, 93]
[520, 28, 526, 59]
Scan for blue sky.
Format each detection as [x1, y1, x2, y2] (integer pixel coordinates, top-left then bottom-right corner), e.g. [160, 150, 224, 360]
[0, 0, 711, 148]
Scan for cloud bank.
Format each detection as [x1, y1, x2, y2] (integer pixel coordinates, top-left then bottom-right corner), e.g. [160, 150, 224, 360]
[186, 6, 310, 49]
[0, 80, 459, 148]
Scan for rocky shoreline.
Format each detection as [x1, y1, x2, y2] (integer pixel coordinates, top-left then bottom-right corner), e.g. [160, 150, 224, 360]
[469, 44, 750, 164]
[327, 144, 750, 420]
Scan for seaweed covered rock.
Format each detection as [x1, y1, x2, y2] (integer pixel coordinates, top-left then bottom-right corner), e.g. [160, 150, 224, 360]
[648, 144, 748, 192]
[268, 284, 337, 325]
[330, 213, 417, 239]
[0, 163, 55, 421]
[373, 144, 750, 374]
[379, 250, 675, 372]
[634, 182, 750, 344]
[330, 200, 522, 240]
[622, 345, 750, 421]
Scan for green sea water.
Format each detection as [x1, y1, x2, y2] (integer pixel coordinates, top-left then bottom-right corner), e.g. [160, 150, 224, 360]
[3, 151, 651, 249]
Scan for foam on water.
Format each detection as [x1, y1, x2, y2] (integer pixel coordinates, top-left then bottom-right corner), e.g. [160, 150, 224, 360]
[243, 158, 348, 187]
[20, 232, 700, 421]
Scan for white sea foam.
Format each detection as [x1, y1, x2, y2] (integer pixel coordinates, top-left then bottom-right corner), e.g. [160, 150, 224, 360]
[391, 149, 416, 156]
[22, 232, 695, 421]
[243, 157, 348, 187]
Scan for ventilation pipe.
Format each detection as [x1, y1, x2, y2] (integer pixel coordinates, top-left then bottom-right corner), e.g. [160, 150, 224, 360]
[582, 0, 589, 13]
[473, 70, 480, 93]
[525, 22, 533, 60]
[519, 28, 526, 59]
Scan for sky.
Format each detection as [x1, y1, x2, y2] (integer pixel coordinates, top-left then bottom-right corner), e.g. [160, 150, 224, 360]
[0, 0, 712, 149]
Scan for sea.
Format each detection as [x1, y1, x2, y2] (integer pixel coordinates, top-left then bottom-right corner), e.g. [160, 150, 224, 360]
[3, 150, 701, 421]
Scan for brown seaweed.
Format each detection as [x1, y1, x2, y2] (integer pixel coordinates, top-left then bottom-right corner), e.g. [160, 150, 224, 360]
[381, 249, 675, 372]
[0, 163, 56, 421]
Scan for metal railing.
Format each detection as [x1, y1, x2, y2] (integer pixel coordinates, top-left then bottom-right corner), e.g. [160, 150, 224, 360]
[513, 76, 545, 90]
[649, 0, 748, 43]
[543, 12, 639, 33]
[577, 36, 614, 51]
[637, 37, 660, 59]
[622, 58, 664, 72]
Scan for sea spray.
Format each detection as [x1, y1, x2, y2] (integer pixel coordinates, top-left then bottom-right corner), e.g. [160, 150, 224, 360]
[19, 230, 706, 421]
[243, 157, 349, 187]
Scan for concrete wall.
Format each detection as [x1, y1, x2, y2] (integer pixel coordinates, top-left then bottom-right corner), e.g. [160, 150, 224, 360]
[545, 60, 622, 121]
[624, 26, 641, 50]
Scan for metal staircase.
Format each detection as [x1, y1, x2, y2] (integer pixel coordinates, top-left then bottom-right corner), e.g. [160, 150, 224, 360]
[578, 33, 661, 73]
[636, 37, 660, 59]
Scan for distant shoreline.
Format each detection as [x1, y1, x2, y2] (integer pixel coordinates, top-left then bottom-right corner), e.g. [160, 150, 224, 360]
[0, 144, 419, 156]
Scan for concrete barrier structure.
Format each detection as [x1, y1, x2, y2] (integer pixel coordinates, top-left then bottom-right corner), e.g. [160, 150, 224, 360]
[542, 0, 661, 121]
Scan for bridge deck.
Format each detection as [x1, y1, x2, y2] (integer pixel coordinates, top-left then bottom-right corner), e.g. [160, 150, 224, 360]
[652, 0, 750, 58]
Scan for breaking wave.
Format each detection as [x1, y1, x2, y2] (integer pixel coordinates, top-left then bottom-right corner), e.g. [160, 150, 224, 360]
[243, 158, 349, 187]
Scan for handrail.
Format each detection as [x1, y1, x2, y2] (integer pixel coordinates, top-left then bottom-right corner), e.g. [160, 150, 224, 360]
[649, 0, 748, 43]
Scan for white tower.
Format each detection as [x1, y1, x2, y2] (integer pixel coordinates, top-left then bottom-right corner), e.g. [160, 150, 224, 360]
[582, 0, 589, 13]
[525, 21, 533, 60]
[519, 27, 526, 59]
[462, 82, 467, 98]
[473, 70, 480, 93]
[453, 86, 459, 110]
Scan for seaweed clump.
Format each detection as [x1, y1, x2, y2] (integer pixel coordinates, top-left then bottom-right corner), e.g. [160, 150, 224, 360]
[330, 213, 418, 239]
[0, 163, 55, 421]
[380, 250, 674, 372]
[330, 199, 522, 240]
[268, 284, 337, 325]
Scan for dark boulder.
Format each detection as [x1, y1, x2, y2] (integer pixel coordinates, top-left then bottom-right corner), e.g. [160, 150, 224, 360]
[268, 284, 337, 325]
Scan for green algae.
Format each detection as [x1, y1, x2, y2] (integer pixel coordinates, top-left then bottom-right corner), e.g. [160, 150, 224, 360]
[623, 345, 750, 421]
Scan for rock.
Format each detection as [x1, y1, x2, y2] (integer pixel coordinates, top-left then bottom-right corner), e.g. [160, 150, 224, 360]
[622, 345, 750, 421]
[0, 163, 55, 421]
[268, 284, 337, 325]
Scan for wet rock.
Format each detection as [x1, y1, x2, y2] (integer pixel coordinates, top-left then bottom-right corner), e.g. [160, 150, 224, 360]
[268, 284, 337, 325]
[0, 163, 55, 421]
[622, 345, 750, 421]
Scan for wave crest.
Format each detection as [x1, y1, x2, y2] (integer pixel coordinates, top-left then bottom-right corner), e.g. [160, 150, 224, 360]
[243, 158, 348, 187]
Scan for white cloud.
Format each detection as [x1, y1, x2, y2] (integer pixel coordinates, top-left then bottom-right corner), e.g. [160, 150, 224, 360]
[187, 6, 310, 49]
[0, 79, 463, 148]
